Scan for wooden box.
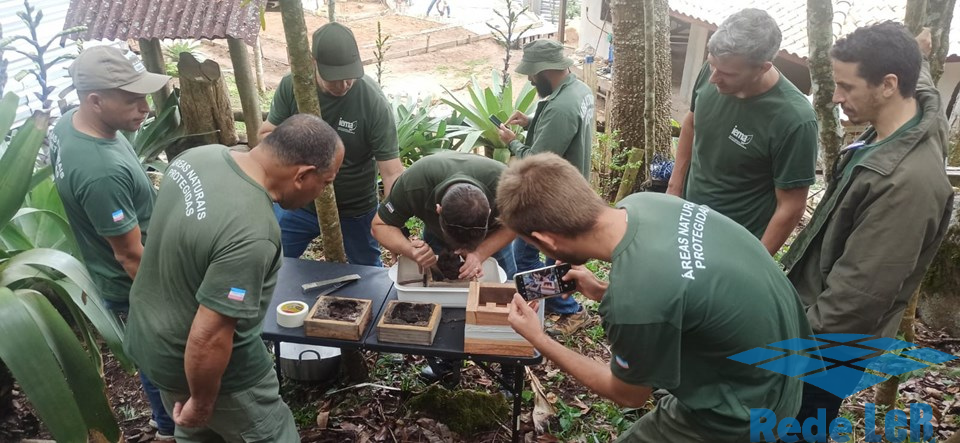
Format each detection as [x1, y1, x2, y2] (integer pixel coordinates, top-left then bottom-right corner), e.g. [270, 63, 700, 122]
[464, 282, 542, 357]
[376, 300, 442, 346]
[304, 296, 372, 341]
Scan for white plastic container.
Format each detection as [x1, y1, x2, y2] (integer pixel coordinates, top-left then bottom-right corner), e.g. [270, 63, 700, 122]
[387, 256, 507, 307]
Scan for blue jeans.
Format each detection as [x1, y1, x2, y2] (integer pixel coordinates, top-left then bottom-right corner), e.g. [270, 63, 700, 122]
[423, 231, 516, 280]
[103, 299, 175, 435]
[273, 204, 383, 267]
[513, 237, 581, 314]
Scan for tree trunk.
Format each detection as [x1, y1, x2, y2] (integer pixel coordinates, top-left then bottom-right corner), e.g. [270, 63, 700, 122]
[807, 0, 842, 183]
[612, 0, 670, 202]
[279, 0, 365, 382]
[328, 0, 336, 22]
[254, 37, 266, 94]
[925, 0, 957, 86]
[227, 38, 262, 147]
[949, 103, 960, 166]
[138, 38, 173, 113]
[874, 286, 921, 408]
[176, 53, 238, 158]
[905, 0, 927, 36]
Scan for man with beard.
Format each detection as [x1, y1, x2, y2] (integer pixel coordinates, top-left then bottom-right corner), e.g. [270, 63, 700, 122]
[500, 153, 811, 442]
[666, 8, 818, 257]
[782, 23, 952, 427]
[261, 22, 403, 266]
[496, 39, 594, 335]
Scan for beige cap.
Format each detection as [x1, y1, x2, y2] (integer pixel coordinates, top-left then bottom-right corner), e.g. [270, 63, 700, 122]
[69, 46, 171, 94]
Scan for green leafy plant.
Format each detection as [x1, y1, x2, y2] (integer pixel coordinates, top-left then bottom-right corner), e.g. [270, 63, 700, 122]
[392, 95, 451, 165]
[123, 89, 209, 172]
[0, 0, 85, 113]
[373, 21, 390, 86]
[161, 39, 203, 77]
[0, 91, 128, 442]
[486, 0, 534, 89]
[441, 70, 537, 163]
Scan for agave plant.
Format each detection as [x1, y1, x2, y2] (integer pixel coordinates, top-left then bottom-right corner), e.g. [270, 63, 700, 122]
[441, 70, 537, 163]
[392, 95, 452, 165]
[0, 91, 126, 442]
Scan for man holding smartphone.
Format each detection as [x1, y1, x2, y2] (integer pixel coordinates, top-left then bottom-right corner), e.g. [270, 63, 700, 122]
[495, 39, 595, 335]
[498, 153, 812, 442]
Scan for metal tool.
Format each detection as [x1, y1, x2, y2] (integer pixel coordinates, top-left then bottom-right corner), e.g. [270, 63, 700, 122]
[301, 274, 361, 295]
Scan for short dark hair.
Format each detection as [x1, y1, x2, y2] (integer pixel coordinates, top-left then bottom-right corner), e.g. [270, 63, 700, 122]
[262, 114, 342, 170]
[497, 153, 605, 237]
[439, 183, 490, 251]
[831, 21, 921, 98]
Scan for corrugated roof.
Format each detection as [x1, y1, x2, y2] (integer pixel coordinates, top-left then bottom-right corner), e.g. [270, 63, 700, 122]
[63, 0, 265, 46]
[670, 0, 960, 61]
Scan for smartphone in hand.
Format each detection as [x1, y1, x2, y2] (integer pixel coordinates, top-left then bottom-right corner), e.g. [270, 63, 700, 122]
[489, 114, 504, 127]
[515, 263, 576, 301]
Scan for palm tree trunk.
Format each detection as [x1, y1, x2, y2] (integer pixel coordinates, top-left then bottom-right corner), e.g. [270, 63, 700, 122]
[807, 0, 842, 183]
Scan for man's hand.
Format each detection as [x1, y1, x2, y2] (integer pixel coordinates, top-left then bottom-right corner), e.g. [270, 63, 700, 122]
[506, 110, 529, 128]
[173, 397, 215, 428]
[496, 123, 517, 144]
[458, 251, 486, 279]
[408, 238, 437, 270]
[917, 27, 932, 58]
[563, 264, 607, 302]
[507, 293, 546, 342]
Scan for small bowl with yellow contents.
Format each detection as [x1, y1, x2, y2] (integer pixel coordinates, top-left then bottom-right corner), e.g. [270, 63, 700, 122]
[277, 301, 309, 328]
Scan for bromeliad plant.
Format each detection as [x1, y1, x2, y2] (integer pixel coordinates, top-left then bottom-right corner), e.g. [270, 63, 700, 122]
[392, 95, 453, 165]
[441, 70, 537, 163]
[0, 91, 127, 442]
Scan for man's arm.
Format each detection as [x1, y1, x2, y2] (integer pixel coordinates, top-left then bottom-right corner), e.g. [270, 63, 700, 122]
[666, 111, 694, 197]
[370, 213, 436, 269]
[377, 158, 404, 198]
[497, 107, 578, 158]
[458, 226, 516, 279]
[173, 305, 238, 428]
[760, 187, 808, 256]
[258, 120, 277, 140]
[105, 226, 144, 279]
[508, 295, 652, 407]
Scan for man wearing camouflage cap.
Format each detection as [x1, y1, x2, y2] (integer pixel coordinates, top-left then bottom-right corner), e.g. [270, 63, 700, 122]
[49, 45, 174, 439]
[261, 22, 403, 266]
[496, 39, 595, 335]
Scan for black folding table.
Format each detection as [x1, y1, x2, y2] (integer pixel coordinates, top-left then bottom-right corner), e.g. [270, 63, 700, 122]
[261, 258, 542, 442]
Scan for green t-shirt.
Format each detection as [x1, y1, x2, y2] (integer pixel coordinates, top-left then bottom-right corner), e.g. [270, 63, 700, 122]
[125, 145, 282, 394]
[604, 193, 810, 441]
[377, 151, 504, 239]
[508, 74, 594, 179]
[49, 109, 156, 303]
[684, 64, 818, 238]
[267, 74, 399, 216]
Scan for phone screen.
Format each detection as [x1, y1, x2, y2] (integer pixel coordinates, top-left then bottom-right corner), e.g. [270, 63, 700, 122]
[489, 114, 503, 127]
[514, 264, 576, 301]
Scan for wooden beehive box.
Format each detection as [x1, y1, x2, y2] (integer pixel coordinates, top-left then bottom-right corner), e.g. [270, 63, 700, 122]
[376, 300, 442, 346]
[304, 296, 372, 341]
[464, 282, 542, 357]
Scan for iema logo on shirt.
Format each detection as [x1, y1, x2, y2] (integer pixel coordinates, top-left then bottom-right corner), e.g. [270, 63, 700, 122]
[227, 287, 246, 302]
[111, 210, 125, 222]
[728, 125, 754, 149]
[728, 334, 956, 442]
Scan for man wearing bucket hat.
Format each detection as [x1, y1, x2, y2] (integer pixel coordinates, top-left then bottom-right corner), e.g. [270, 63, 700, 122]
[495, 39, 595, 335]
[261, 22, 403, 266]
[49, 45, 174, 439]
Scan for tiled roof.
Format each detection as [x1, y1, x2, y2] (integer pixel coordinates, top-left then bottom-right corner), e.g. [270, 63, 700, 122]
[670, 0, 960, 60]
[64, 0, 265, 46]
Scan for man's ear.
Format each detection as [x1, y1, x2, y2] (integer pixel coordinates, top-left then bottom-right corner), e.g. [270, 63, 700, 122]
[758, 61, 774, 75]
[530, 231, 558, 251]
[881, 74, 900, 98]
[294, 165, 317, 186]
[435, 204, 442, 214]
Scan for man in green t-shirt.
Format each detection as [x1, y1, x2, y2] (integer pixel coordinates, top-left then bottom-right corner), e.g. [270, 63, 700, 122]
[49, 46, 174, 439]
[260, 22, 403, 266]
[495, 39, 595, 333]
[500, 153, 811, 442]
[782, 23, 953, 432]
[666, 8, 817, 256]
[125, 115, 345, 441]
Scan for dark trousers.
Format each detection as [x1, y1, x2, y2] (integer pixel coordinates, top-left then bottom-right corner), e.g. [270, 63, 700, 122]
[781, 384, 844, 443]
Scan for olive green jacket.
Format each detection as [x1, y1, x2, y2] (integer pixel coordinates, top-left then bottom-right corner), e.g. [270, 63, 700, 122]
[781, 63, 954, 338]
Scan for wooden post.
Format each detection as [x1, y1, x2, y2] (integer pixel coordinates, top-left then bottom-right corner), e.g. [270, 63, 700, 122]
[253, 37, 266, 93]
[328, 0, 336, 22]
[583, 55, 599, 188]
[227, 38, 262, 147]
[177, 53, 238, 157]
[138, 38, 172, 112]
[557, 0, 567, 43]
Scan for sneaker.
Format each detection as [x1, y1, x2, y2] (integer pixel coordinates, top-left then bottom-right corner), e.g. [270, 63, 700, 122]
[148, 419, 175, 441]
[545, 308, 591, 336]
